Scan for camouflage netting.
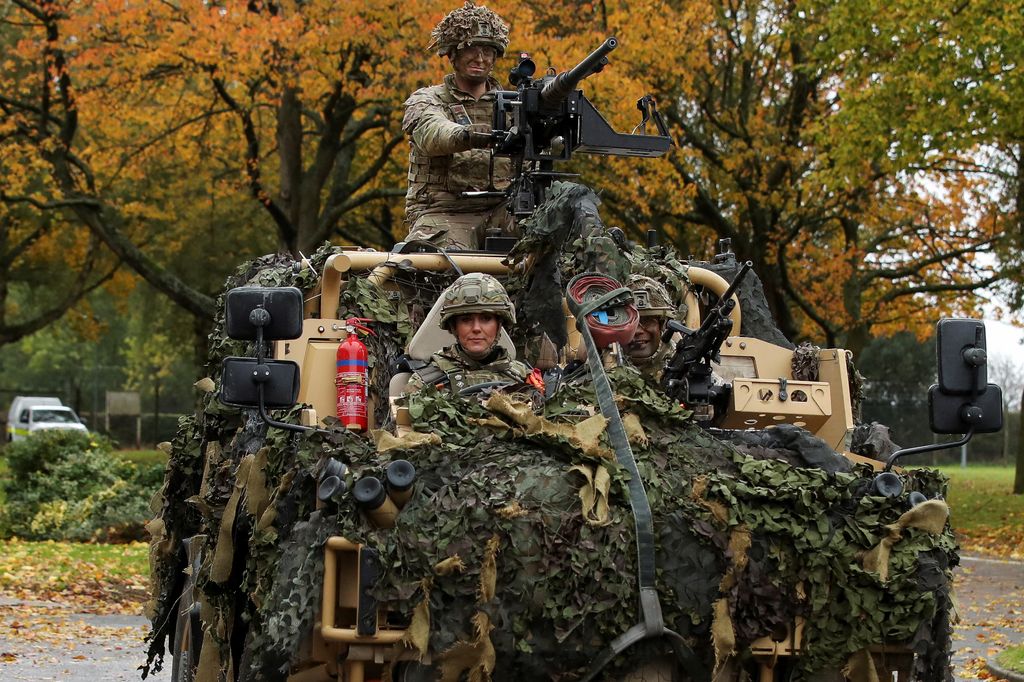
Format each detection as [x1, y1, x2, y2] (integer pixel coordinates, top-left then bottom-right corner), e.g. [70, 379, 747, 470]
[144, 215, 958, 681]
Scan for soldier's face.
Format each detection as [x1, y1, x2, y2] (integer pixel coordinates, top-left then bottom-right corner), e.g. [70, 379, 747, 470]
[628, 316, 664, 360]
[451, 45, 497, 83]
[455, 312, 500, 359]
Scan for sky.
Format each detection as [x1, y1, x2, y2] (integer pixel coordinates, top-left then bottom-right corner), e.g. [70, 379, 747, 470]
[984, 318, 1024, 363]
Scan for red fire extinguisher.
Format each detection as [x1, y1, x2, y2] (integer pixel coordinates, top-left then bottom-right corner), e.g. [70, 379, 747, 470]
[336, 318, 373, 432]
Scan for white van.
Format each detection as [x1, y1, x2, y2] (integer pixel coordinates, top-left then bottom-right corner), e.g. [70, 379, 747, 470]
[6, 396, 88, 442]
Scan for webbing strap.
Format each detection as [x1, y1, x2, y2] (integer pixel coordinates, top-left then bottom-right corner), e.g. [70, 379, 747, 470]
[574, 286, 633, 322]
[577, 321, 658, 589]
[575, 320, 706, 681]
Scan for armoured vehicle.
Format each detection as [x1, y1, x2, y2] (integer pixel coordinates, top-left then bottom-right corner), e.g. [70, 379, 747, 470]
[143, 37, 1002, 682]
[143, 235, 1001, 682]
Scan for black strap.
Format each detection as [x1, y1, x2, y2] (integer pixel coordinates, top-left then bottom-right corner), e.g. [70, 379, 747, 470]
[412, 364, 450, 388]
[574, 286, 633, 321]
[575, 321, 706, 681]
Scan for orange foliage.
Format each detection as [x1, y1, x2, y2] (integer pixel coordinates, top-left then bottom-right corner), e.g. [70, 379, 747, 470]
[0, 0, 1006, 350]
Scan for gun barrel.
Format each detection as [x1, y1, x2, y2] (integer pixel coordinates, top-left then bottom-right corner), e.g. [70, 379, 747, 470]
[540, 37, 618, 106]
[718, 260, 753, 307]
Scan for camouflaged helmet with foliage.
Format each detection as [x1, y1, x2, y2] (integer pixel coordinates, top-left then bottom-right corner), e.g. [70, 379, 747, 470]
[629, 274, 675, 317]
[439, 272, 516, 329]
[428, 1, 510, 57]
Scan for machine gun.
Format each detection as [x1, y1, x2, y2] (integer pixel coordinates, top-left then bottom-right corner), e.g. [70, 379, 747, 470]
[465, 37, 672, 230]
[660, 261, 753, 410]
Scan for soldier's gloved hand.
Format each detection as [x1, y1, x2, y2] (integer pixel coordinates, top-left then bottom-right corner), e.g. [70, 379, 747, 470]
[462, 128, 497, 149]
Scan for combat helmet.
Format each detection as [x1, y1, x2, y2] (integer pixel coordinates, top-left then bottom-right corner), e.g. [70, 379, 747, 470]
[629, 274, 675, 318]
[439, 272, 516, 329]
[428, 2, 510, 57]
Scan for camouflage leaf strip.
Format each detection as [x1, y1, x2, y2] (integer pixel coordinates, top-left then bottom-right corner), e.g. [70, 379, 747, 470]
[479, 534, 500, 604]
[244, 447, 270, 521]
[194, 377, 216, 393]
[571, 414, 613, 459]
[397, 578, 432, 661]
[841, 648, 881, 682]
[569, 464, 612, 527]
[691, 475, 730, 526]
[196, 630, 221, 682]
[719, 526, 752, 591]
[862, 499, 949, 582]
[434, 556, 467, 576]
[484, 392, 612, 458]
[494, 500, 528, 519]
[438, 612, 496, 682]
[621, 412, 648, 447]
[711, 597, 736, 670]
[198, 441, 222, 499]
[143, 517, 168, 621]
[373, 429, 443, 453]
[210, 454, 254, 584]
[898, 498, 949, 534]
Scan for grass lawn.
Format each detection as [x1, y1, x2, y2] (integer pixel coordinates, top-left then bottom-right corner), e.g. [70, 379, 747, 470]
[997, 645, 1024, 674]
[935, 465, 1024, 559]
[938, 465, 1024, 530]
[118, 448, 167, 467]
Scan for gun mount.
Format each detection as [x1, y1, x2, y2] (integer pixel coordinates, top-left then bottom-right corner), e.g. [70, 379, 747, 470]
[661, 261, 752, 411]
[486, 37, 672, 217]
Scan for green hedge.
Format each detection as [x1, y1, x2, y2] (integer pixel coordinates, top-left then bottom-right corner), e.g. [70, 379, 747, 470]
[0, 430, 163, 542]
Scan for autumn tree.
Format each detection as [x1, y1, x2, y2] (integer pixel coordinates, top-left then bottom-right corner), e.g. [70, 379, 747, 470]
[0, 6, 120, 345]
[0, 0, 468, 354]
[820, 0, 1024, 305]
[520, 0, 1004, 355]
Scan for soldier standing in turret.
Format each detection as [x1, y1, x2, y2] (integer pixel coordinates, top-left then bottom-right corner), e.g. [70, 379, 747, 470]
[401, 2, 516, 251]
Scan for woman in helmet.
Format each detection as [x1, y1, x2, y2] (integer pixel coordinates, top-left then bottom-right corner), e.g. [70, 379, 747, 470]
[404, 273, 531, 394]
[401, 2, 516, 251]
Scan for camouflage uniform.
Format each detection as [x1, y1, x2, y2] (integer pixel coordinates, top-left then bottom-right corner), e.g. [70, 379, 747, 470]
[404, 344, 529, 393]
[404, 272, 530, 394]
[402, 3, 516, 250]
[627, 274, 675, 384]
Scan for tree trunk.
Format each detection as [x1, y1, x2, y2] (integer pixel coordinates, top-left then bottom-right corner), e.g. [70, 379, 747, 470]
[1014, 386, 1024, 494]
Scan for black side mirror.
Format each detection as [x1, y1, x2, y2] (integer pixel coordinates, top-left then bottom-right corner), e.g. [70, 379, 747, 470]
[219, 286, 314, 433]
[929, 383, 1003, 434]
[221, 357, 300, 409]
[225, 287, 303, 341]
[936, 318, 987, 393]
[882, 318, 1003, 471]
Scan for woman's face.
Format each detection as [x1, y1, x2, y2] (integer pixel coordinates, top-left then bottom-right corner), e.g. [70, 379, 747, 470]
[454, 312, 500, 359]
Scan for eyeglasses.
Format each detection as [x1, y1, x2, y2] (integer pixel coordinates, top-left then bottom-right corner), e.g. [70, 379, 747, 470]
[459, 45, 498, 61]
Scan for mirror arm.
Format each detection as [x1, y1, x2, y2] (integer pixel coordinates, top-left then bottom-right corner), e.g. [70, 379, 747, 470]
[250, 309, 331, 436]
[257, 384, 315, 434]
[883, 426, 975, 472]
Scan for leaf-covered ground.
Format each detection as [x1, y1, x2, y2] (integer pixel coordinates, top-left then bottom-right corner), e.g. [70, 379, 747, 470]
[0, 539, 148, 615]
[951, 556, 1024, 681]
[0, 464, 1021, 680]
[0, 540, 153, 676]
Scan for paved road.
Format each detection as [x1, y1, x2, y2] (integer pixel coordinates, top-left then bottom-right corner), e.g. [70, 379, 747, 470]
[952, 555, 1024, 681]
[0, 555, 1020, 680]
[0, 598, 166, 681]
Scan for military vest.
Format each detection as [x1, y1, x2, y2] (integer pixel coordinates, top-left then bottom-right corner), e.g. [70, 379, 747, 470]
[405, 75, 514, 217]
[413, 345, 529, 393]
